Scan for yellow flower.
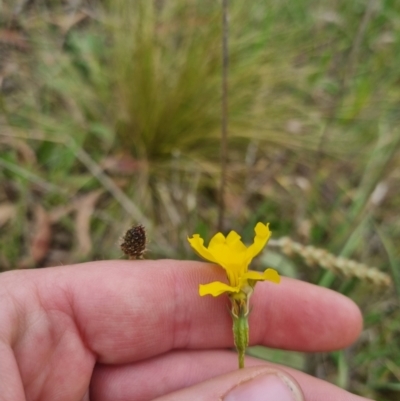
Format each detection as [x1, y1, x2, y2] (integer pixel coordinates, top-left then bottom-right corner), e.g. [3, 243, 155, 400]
[188, 222, 280, 297]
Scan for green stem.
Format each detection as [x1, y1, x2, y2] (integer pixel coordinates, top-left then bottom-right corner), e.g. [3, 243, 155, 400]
[232, 308, 249, 369]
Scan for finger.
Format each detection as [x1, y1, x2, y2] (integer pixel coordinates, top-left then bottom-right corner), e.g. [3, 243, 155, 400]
[90, 350, 372, 401]
[2, 260, 362, 364]
[0, 343, 25, 401]
[155, 367, 304, 401]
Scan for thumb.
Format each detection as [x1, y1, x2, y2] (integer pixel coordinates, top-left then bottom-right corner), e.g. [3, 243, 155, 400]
[154, 366, 304, 401]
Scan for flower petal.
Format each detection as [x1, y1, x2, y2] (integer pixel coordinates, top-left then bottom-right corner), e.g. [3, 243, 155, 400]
[199, 281, 240, 297]
[208, 232, 226, 250]
[226, 231, 247, 253]
[246, 222, 271, 261]
[262, 268, 281, 283]
[207, 232, 241, 281]
[187, 234, 218, 263]
[243, 268, 280, 284]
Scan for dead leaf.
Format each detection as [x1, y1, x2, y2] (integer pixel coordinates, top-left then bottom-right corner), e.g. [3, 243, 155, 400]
[0, 137, 37, 164]
[0, 202, 16, 227]
[29, 204, 52, 264]
[49, 204, 75, 223]
[0, 29, 29, 51]
[49, 12, 89, 35]
[101, 153, 143, 175]
[74, 190, 103, 257]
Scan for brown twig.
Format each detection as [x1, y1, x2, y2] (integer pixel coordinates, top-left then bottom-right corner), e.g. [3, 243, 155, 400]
[218, 0, 229, 232]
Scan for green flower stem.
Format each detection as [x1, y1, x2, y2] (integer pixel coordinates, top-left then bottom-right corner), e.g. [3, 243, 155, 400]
[231, 300, 249, 369]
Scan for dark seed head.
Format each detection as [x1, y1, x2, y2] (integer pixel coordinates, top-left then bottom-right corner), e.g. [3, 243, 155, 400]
[120, 224, 147, 259]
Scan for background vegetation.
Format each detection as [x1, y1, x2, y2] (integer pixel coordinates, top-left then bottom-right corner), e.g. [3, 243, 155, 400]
[0, 0, 399, 399]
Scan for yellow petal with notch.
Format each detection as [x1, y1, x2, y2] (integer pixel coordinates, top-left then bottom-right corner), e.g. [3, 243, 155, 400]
[199, 281, 240, 297]
[187, 234, 218, 263]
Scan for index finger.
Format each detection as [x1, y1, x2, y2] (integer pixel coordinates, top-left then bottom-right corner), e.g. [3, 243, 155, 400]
[2, 260, 362, 364]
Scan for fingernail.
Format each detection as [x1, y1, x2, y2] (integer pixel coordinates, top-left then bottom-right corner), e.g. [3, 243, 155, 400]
[223, 372, 303, 401]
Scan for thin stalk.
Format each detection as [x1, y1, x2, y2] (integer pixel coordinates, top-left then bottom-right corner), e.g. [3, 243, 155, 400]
[233, 313, 249, 369]
[231, 299, 249, 369]
[218, 0, 229, 232]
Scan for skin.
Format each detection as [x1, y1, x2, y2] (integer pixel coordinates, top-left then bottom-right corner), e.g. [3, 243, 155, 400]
[0, 260, 373, 401]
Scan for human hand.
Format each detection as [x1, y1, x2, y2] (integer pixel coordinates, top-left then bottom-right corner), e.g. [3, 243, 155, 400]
[0, 260, 373, 401]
